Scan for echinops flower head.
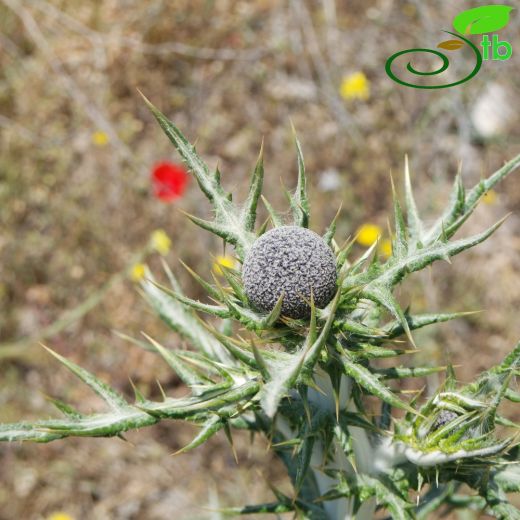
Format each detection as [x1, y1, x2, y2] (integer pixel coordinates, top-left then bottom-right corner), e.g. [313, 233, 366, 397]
[242, 226, 337, 319]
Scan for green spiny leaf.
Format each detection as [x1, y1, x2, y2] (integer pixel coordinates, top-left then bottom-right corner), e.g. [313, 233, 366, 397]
[261, 195, 283, 227]
[391, 174, 408, 258]
[149, 278, 230, 318]
[335, 343, 418, 414]
[179, 259, 222, 301]
[141, 274, 229, 361]
[142, 333, 214, 393]
[384, 311, 477, 338]
[174, 415, 224, 454]
[403, 155, 424, 243]
[140, 92, 254, 257]
[373, 365, 446, 380]
[290, 124, 310, 228]
[323, 203, 342, 246]
[242, 140, 264, 232]
[42, 345, 129, 412]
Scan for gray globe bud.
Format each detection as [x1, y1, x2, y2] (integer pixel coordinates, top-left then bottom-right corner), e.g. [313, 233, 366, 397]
[432, 410, 459, 431]
[242, 226, 337, 319]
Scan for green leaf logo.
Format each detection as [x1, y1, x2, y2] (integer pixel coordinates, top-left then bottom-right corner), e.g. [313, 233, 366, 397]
[453, 5, 513, 35]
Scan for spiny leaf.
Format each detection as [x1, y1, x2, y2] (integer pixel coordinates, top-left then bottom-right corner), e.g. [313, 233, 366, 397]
[403, 155, 424, 243]
[140, 92, 254, 257]
[373, 365, 446, 380]
[142, 333, 213, 393]
[261, 195, 283, 227]
[128, 378, 146, 404]
[217, 262, 248, 304]
[46, 397, 84, 420]
[198, 319, 258, 368]
[241, 140, 264, 232]
[323, 203, 342, 246]
[383, 311, 477, 338]
[364, 475, 414, 520]
[427, 152, 520, 245]
[141, 380, 260, 419]
[250, 339, 270, 380]
[0, 407, 158, 443]
[339, 410, 381, 433]
[174, 415, 224, 454]
[333, 315, 384, 338]
[295, 421, 317, 492]
[139, 91, 224, 202]
[347, 343, 413, 360]
[179, 259, 222, 301]
[42, 345, 129, 412]
[467, 153, 520, 209]
[181, 210, 234, 243]
[349, 238, 380, 275]
[260, 288, 340, 417]
[149, 278, 230, 318]
[353, 214, 509, 301]
[391, 174, 408, 258]
[425, 166, 464, 243]
[335, 343, 418, 415]
[263, 291, 285, 328]
[494, 465, 520, 493]
[362, 286, 416, 347]
[141, 272, 228, 361]
[290, 124, 310, 228]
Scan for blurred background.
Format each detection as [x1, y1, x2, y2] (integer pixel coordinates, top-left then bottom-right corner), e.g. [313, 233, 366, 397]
[0, 1, 519, 518]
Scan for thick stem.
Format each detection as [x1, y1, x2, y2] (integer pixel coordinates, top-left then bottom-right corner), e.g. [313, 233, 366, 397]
[307, 369, 379, 519]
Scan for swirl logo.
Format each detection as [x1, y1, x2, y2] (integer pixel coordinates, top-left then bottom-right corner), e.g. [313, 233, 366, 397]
[385, 5, 514, 89]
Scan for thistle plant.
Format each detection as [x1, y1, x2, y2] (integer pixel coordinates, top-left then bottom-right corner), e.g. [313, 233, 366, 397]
[2, 95, 520, 520]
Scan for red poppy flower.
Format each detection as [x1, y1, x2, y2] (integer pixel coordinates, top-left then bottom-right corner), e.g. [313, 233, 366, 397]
[151, 161, 189, 202]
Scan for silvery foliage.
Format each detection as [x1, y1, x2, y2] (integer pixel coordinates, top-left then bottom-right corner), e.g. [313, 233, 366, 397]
[2, 95, 520, 519]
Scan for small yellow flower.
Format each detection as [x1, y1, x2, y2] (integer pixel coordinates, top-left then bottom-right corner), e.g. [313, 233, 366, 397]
[379, 238, 393, 258]
[482, 189, 498, 205]
[356, 223, 382, 247]
[92, 130, 109, 147]
[130, 263, 146, 282]
[151, 229, 172, 256]
[47, 513, 75, 520]
[213, 255, 236, 276]
[340, 72, 370, 101]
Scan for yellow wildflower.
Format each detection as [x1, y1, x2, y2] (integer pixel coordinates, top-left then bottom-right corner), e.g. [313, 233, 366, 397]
[213, 255, 236, 276]
[356, 223, 382, 247]
[47, 513, 75, 520]
[482, 189, 498, 205]
[379, 238, 393, 258]
[151, 229, 172, 256]
[130, 263, 146, 282]
[92, 130, 109, 147]
[340, 72, 370, 101]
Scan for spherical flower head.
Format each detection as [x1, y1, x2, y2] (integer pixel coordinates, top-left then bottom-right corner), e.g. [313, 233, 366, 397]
[242, 226, 337, 319]
[432, 410, 459, 431]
